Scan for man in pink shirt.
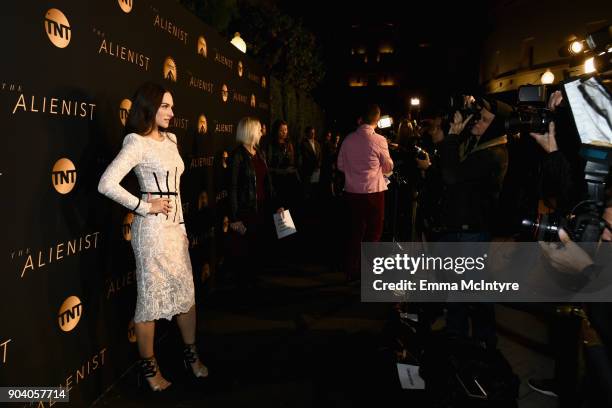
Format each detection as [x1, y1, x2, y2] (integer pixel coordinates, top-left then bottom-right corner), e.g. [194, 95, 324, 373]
[337, 104, 394, 281]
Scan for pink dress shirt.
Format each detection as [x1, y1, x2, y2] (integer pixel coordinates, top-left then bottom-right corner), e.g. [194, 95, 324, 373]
[337, 124, 394, 193]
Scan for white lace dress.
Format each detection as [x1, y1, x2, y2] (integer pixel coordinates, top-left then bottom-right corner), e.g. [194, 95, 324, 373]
[98, 132, 195, 322]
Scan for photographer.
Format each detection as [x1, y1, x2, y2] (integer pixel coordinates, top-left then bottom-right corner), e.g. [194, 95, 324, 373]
[438, 97, 511, 348]
[439, 97, 510, 240]
[526, 91, 612, 406]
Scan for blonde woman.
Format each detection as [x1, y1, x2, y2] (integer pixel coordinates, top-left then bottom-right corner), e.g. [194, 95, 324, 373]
[228, 117, 284, 286]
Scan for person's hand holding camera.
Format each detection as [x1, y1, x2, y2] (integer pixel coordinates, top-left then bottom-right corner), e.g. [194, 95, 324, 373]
[449, 111, 474, 135]
[530, 91, 561, 153]
[547, 90, 563, 111]
[530, 121, 558, 153]
[538, 229, 594, 275]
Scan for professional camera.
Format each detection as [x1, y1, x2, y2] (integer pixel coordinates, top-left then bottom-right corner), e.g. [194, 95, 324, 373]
[505, 85, 554, 134]
[447, 94, 482, 129]
[522, 145, 611, 242]
[522, 197, 608, 242]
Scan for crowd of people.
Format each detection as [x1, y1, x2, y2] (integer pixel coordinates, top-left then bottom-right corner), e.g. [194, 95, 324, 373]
[98, 80, 612, 407]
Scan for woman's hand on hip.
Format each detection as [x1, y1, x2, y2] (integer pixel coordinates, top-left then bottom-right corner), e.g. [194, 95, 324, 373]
[146, 193, 172, 215]
[230, 221, 247, 235]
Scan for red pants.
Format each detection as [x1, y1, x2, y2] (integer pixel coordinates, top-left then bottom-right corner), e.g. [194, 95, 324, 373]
[344, 191, 385, 280]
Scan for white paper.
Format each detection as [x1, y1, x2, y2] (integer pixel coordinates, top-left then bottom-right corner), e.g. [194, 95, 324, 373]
[564, 77, 612, 145]
[396, 363, 425, 390]
[273, 210, 297, 239]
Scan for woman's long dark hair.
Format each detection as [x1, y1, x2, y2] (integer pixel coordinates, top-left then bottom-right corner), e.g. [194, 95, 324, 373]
[125, 82, 170, 136]
[270, 119, 288, 145]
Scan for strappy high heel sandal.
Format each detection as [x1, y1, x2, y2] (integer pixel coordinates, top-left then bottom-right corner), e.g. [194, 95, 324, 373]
[137, 356, 172, 391]
[183, 343, 209, 378]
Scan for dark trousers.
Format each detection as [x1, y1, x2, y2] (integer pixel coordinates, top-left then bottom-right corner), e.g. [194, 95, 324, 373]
[439, 231, 497, 348]
[446, 303, 497, 348]
[344, 191, 385, 280]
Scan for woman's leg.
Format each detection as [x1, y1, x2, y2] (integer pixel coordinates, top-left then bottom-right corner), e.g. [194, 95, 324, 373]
[135, 320, 171, 390]
[176, 305, 208, 377]
[135, 321, 156, 357]
[176, 305, 197, 344]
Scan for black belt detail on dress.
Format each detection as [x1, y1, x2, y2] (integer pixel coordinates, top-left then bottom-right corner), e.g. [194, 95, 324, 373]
[141, 191, 177, 196]
[153, 172, 162, 195]
[173, 167, 178, 223]
[165, 171, 170, 220]
[165, 171, 171, 198]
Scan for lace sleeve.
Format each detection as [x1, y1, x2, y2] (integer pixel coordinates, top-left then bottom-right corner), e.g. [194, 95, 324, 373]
[98, 133, 152, 216]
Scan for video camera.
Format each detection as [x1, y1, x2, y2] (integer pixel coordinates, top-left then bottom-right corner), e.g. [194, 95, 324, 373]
[504, 85, 554, 135]
[447, 94, 483, 130]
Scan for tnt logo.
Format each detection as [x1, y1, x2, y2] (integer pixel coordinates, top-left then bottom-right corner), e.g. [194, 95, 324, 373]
[119, 99, 132, 126]
[118, 0, 133, 13]
[197, 36, 207, 57]
[58, 296, 83, 332]
[198, 114, 208, 135]
[44, 9, 71, 48]
[163, 57, 177, 82]
[122, 213, 134, 241]
[52, 158, 77, 194]
[221, 84, 228, 102]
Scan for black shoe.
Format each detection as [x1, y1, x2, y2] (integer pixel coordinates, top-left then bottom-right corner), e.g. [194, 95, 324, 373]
[183, 344, 209, 378]
[527, 378, 558, 398]
[137, 356, 172, 392]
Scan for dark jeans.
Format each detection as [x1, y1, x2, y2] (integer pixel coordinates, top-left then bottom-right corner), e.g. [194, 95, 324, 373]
[439, 231, 497, 348]
[344, 191, 385, 280]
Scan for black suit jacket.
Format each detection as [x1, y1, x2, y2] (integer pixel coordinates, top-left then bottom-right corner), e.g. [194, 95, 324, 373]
[299, 138, 322, 182]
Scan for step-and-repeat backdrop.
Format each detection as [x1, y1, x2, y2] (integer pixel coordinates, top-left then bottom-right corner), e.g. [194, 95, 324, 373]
[0, 0, 269, 405]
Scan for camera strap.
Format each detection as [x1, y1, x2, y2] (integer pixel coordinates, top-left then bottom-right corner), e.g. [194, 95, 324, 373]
[464, 136, 479, 156]
[460, 135, 507, 162]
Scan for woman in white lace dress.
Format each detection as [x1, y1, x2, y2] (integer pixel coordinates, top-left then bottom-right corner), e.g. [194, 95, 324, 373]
[98, 82, 207, 391]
